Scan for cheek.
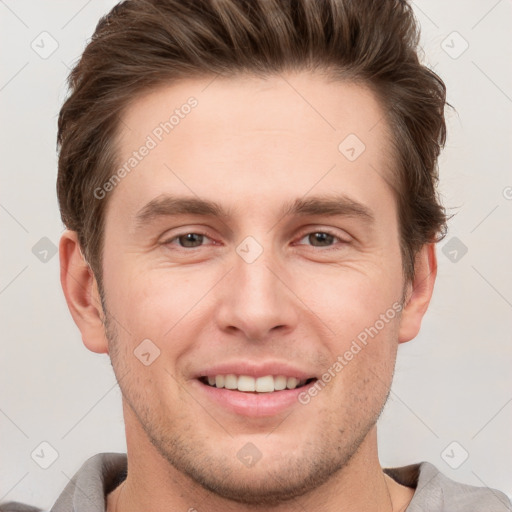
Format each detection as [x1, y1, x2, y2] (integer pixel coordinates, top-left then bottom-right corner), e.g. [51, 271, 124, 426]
[303, 266, 403, 403]
[103, 259, 217, 350]
[303, 262, 404, 343]
[317, 313, 399, 419]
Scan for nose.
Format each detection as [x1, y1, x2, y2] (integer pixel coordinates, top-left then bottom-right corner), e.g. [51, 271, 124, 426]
[214, 246, 300, 342]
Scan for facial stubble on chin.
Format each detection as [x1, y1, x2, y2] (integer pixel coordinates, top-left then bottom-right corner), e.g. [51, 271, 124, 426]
[99, 290, 394, 507]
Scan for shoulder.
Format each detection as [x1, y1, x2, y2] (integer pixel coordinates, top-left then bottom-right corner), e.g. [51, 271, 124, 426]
[385, 461, 512, 511]
[0, 505, 43, 512]
[0, 453, 127, 512]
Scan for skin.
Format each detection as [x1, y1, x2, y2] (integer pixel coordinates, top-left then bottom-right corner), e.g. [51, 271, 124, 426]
[60, 72, 436, 512]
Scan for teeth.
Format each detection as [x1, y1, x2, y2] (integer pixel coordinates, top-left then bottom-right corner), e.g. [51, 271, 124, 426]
[255, 375, 274, 392]
[274, 375, 287, 390]
[286, 377, 298, 389]
[238, 375, 256, 392]
[224, 374, 238, 389]
[203, 374, 311, 392]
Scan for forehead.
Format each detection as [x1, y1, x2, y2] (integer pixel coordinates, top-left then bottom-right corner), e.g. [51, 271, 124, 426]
[108, 72, 396, 223]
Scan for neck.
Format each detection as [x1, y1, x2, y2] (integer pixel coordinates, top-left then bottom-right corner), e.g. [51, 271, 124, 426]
[107, 403, 414, 512]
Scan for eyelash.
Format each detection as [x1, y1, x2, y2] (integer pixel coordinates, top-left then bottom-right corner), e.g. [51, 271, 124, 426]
[162, 229, 349, 250]
[295, 230, 349, 249]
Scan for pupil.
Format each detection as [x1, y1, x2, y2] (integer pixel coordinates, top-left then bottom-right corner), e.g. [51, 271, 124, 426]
[310, 232, 333, 246]
[180, 233, 203, 247]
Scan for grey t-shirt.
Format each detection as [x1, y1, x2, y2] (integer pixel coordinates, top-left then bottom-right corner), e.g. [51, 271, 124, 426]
[1, 452, 511, 511]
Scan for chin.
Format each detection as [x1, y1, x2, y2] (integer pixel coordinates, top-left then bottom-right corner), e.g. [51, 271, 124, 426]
[175, 455, 344, 506]
[148, 419, 368, 507]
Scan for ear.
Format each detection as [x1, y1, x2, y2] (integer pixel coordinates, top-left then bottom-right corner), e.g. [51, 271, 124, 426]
[398, 243, 437, 344]
[59, 230, 109, 354]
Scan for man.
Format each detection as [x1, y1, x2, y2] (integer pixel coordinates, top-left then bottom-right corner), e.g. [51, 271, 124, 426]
[2, 0, 511, 511]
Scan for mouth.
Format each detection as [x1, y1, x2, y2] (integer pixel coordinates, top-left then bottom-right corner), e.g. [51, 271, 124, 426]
[192, 363, 320, 416]
[197, 374, 318, 393]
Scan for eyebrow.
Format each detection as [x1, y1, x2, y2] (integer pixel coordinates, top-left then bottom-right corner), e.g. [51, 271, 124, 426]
[133, 193, 375, 230]
[284, 195, 374, 223]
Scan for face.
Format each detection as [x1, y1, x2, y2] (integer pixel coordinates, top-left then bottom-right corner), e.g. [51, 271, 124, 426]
[99, 72, 407, 504]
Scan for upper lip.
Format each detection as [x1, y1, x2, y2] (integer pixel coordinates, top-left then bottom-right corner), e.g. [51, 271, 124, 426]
[194, 361, 317, 380]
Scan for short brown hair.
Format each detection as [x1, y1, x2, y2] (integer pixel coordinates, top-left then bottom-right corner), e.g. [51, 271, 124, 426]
[57, 0, 448, 293]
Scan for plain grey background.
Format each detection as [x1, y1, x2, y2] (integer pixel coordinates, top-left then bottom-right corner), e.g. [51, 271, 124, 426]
[1, 0, 511, 508]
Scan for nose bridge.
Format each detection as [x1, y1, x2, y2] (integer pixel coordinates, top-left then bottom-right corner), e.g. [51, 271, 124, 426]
[215, 241, 298, 340]
[236, 247, 278, 304]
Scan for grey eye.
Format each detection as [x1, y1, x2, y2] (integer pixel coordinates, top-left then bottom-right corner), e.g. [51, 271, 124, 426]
[299, 232, 338, 247]
[176, 233, 205, 248]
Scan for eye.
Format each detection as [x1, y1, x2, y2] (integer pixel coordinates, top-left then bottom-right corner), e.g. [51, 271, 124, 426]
[296, 230, 347, 248]
[164, 232, 214, 248]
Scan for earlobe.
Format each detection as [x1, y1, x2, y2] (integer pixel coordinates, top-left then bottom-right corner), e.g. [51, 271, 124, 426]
[59, 230, 109, 354]
[398, 243, 437, 344]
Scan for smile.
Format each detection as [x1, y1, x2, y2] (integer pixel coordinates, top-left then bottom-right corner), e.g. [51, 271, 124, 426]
[199, 374, 317, 393]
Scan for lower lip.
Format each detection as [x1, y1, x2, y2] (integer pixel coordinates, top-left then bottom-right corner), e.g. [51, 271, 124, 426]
[193, 379, 317, 417]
